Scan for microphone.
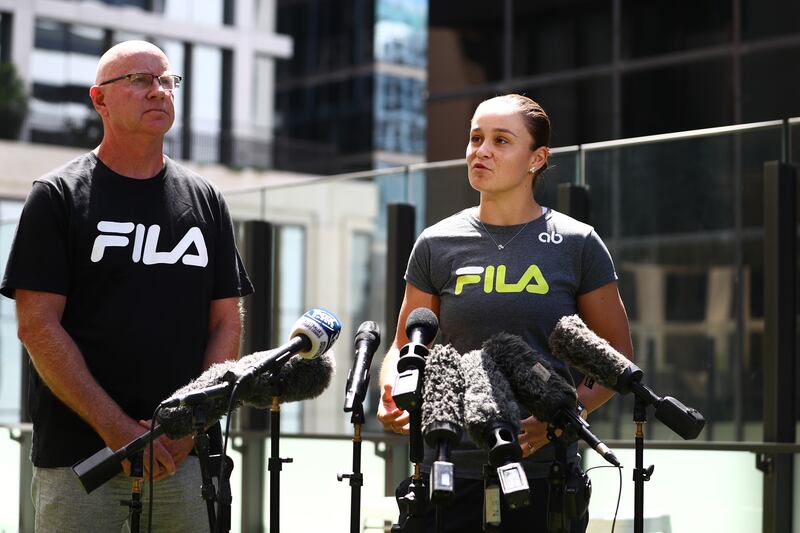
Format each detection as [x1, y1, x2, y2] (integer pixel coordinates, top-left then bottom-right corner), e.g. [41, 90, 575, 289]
[460, 348, 530, 510]
[243, 351, 336, 409]
[550, 315, 705, 440]
[157, 308, 341, 439]
[233, 307, 341, 387]
[393, 307, 439, 464]
[421, 344, 465, 503]
[343, 321, 381, 413]
[484, 333, 621, 467]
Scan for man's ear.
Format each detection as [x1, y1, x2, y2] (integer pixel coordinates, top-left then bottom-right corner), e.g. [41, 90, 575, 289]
[89, 85, 106, 116]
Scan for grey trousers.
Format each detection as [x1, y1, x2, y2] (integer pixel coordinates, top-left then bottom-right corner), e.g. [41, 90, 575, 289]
[32, 456, 211, 533]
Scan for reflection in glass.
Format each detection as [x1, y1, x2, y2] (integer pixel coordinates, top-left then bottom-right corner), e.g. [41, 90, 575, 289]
[30, 19, 104, 147]
[513, 0, 611, 76]
[621, 0, 732, 59]
[583, 125, 785, 440]
[190, 45, 222, 164]
[275, 225, 306, 433]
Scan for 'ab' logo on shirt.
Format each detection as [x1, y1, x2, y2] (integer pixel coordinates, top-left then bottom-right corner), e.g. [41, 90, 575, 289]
[454, 264, 549, 295]
[90, 221, 208, 267]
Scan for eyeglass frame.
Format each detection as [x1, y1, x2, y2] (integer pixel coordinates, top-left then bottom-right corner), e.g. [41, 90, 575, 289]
[97, 72, 183, 90]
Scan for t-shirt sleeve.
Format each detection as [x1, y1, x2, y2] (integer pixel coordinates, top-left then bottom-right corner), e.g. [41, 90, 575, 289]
[212, 193, 254, 299]
[577, 229, 618, 295]
[0, 181, 70, 299]
[404, 232, 437, 294]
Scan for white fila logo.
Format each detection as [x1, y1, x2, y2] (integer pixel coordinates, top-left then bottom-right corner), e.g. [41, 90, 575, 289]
[91, 221, 208, 267]
[538, 231, 563, 244]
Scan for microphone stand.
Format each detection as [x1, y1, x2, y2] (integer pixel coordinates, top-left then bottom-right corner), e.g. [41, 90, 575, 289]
[392, 386, 427, 531]
[337, 403, 365, 533]
[120, 452, 144, 533]
[632, 395, 653, 533]
[546, 426, 570, 533]
[268, 393, 293, 533]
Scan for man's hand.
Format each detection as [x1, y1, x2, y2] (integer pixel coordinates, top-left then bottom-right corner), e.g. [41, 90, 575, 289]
[138, 420, 193, 479]
[377, 383, 410, 434]
[101, 418, 176, 481]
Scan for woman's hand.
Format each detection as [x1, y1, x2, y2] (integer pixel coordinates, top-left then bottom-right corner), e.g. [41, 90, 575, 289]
[519, 415, 550, 458]
[377, 383, 410, 434]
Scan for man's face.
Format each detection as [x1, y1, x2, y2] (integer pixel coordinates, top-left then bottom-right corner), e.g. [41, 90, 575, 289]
[92, 49, 176, 138]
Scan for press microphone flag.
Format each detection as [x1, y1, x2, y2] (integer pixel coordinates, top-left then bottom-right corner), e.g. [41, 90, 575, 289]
[484, 332, 621, 467]
[343, 321, 381, 412]
[421, 344, 465, 502]
[550, 314, 705, 440]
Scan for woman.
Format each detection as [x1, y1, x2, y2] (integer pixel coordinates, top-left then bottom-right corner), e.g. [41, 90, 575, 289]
[377, 94, 634, 532]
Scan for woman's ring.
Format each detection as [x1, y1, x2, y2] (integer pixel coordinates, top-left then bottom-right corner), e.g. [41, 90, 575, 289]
[527, 442, 534, 451]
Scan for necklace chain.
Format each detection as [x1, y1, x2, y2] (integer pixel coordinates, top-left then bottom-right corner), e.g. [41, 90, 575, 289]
[477, 217, 533, 251]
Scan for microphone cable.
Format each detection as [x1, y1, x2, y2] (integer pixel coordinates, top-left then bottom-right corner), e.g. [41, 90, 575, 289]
[583, 463, 623, 533]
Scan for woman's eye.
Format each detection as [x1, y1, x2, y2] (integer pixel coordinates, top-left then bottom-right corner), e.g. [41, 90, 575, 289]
[496, 137, 508, 144]
[470, 135, 481, 143]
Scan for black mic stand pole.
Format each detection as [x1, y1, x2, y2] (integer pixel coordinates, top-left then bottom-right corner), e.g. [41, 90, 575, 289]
[337, 403, 366, 533]
[632, 395, 652, 533]
[268, 393, 292, 533]
[391, 407, 428, 533]
[120, 452, 144, 533]
[189, 401, 236, 533]
[546, 427, 571, 533]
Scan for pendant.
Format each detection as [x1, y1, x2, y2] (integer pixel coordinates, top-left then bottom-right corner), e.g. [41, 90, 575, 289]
[497, 244, 504, 250]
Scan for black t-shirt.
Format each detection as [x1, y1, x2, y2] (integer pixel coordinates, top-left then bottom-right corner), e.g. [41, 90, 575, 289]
[0, 152, 254, 467]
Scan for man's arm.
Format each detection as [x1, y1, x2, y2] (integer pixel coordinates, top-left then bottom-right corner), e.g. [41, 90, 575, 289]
[159, 296, 243, 467]
[202, 296, 243, 368]
[16, 289, 176, 477]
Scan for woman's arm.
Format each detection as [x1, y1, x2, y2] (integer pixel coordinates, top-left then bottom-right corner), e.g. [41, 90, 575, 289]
[575, 281, 634, 414]
[376, 283, 440, 434]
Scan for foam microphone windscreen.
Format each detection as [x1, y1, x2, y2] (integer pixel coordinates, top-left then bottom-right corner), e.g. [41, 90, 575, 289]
[422, 344, 465, 446]
[405, 307, 439, 345]
[459, 349, 520, 448]
[483, 333, 577, 423]
[243, 351, 336, 409]
[157, 360, 242, 439]
[549, 314, 632, 392]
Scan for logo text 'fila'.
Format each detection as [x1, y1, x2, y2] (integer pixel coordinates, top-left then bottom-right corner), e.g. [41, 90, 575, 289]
[91, 221, 208, 267]
[455, 264, 549, 295]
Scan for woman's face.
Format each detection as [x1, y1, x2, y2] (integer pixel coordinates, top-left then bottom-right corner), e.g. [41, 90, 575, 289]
[466, 100, 542, 198]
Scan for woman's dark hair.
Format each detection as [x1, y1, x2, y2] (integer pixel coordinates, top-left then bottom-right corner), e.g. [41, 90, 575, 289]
[482, 94, 551, 190]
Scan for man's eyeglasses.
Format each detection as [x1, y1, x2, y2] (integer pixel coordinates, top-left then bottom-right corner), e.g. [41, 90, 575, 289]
[98, 73, 182, 91]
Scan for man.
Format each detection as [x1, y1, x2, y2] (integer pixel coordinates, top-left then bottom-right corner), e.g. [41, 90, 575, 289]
[0, 41, 253, 532]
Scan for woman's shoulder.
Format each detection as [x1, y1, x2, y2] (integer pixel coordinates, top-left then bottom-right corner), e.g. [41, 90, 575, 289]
[545, 208, 597, 239]
[419, 207, 478, 239]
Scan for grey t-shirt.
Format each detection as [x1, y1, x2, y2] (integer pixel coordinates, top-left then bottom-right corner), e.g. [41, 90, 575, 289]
[405, 206, 617, 478]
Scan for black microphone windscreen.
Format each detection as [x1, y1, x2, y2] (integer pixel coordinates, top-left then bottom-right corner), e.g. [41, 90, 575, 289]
[243, 351, 336, 409]
[422, 344, 465, 443]
[549, 314, 631, 392]
[405, 307, 439, 345]
[356, 321, 380, 344]
[460, 349, 520, 448]
[484, 332, 577, 422]
[157, 360, 241, 439]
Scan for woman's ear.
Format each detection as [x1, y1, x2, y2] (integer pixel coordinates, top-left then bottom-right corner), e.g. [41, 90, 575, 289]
[530, 145, 549, 169]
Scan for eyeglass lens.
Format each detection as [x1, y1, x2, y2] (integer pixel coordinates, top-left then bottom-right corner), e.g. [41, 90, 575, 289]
[129, 73, 179, 90]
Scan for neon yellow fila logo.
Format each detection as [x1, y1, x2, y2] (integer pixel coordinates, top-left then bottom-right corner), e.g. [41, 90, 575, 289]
[454, 265, 549, 295]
